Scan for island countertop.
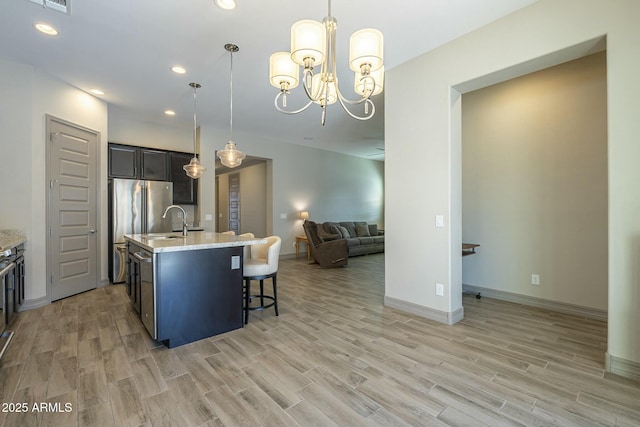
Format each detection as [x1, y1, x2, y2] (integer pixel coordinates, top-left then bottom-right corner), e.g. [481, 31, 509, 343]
[0, 229, 27, 252]
[124, 232, 266, 253]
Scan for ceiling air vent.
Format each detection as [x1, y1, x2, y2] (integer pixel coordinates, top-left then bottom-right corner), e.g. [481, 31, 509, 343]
[29, 0, 70, 15]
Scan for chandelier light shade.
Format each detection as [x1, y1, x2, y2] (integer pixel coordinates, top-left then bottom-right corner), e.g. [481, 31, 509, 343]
[354, 66, 384, 97]
[311, 73, 337, 105]
[269, 0, 384, 125]
[349, 28, 384, 73]
[269, 52, 299, 93]
[217, 43, 246, 169]
[183, 82, 206, 179]
[291, 20, 326, 67]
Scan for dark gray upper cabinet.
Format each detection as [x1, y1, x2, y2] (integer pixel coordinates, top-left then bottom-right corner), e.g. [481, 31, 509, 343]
[170, 152, 198, 205]
[108, 144, 138, 179]
[140, 149, 169, 181]
[108, 143, 168, 181]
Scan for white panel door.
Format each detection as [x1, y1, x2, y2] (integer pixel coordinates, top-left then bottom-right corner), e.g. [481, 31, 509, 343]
[48, 116, 98, 301]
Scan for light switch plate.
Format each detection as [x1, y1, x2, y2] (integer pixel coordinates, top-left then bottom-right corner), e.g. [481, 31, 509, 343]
[231, 255, 240, 270]
[205, 214, 213, 221]
[435, 215, 444, 228]
[280, 213, 288, 220]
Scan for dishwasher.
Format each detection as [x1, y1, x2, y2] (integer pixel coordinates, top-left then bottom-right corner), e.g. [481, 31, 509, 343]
[134, 248, 156, 340]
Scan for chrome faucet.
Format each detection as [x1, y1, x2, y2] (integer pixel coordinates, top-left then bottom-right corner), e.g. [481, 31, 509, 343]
[162, 205, 188, 236]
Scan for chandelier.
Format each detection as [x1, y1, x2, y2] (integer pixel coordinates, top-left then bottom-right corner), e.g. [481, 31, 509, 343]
[217, 43, 246, 168]
[183, 82, 206, 179]
[269, 0, 384, 126]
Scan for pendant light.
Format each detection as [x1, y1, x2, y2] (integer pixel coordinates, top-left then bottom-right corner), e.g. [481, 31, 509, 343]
[217, 43, 246, 168]
[183, 82, 206, 179]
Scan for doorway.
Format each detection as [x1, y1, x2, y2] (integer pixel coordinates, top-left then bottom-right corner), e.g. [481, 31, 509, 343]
[460, 52, 608, 318]
[46, 115, 99, 301]
[215, 160, 268, 236]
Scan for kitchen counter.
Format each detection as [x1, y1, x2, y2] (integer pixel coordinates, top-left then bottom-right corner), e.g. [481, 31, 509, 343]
[125, 231, 267, 347]
[124, 232, 266, 253]
[0, 230, 26, 252]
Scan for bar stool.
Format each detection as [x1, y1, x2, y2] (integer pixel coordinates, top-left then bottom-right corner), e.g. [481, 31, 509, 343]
[242, 235, 281, 324]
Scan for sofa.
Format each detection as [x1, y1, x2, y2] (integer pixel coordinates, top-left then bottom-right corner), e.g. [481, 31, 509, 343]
[304, 220, 384, 258]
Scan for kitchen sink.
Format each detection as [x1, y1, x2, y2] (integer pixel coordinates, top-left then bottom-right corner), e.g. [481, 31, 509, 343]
[143, 234, 181, 241]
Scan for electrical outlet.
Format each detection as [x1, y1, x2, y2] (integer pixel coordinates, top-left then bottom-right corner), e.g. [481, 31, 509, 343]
[436, 283, 444, 296]
[531, 274, 540, 285]
[292, 241, 296, 248]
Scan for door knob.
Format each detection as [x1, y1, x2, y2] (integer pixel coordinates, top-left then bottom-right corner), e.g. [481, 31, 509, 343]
[89, 229, 97, 234]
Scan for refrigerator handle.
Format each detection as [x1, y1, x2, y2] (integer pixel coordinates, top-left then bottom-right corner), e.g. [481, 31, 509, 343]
[141, 182, 147, 235]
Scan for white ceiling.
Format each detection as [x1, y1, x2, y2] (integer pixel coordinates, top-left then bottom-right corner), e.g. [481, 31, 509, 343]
[1, 0, 536, 160]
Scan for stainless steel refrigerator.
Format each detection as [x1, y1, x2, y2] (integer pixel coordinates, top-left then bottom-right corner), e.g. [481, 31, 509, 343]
[109, 179, 173, 283]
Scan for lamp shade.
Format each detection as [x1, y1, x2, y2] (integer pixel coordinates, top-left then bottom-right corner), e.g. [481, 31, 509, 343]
[354, 66, 384, 97]
[291, 20, 326, 67]
[269, 52, 299, 90]
[349, 28, 383, 73]
[300, 211, 309, 220]
[311, 73, 337, 105]
[217, 141, 246, 168]
[183, 156, 206, 179]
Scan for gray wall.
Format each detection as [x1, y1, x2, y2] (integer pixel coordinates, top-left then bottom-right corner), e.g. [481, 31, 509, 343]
[462, 52, 607, 310]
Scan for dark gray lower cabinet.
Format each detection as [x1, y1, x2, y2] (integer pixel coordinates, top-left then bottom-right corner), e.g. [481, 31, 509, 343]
[127, 242, 243, 348]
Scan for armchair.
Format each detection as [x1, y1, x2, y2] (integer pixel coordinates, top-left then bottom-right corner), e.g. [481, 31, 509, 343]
[303, 220, 348, 268]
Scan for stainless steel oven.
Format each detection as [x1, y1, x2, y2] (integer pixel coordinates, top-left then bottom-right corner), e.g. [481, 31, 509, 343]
[0, 255, 16, 359]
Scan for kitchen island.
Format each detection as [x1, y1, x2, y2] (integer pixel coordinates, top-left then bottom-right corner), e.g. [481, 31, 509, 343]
[124, 232, 266, 348]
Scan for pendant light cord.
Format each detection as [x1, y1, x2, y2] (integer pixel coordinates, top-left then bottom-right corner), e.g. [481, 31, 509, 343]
[193, 85, 198, 158]
[229, 49, 233, 142]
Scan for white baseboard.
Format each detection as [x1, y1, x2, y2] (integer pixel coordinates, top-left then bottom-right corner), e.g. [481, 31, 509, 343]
[384, 296, 464, 325]
[462, 284, 607, 322]
[606, 352, 640, 382]
[18, 295, 49, 311]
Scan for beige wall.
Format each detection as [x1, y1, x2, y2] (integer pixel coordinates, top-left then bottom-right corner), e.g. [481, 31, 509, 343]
[461, 52, 607, 310]
[0, 60, 109, 302]
[386, 0, 640, 374]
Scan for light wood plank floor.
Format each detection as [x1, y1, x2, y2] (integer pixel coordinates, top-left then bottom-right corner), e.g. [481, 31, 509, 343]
[1, 254, 638, 426]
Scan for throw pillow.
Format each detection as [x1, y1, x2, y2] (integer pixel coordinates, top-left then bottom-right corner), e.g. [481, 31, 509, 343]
[318, 229, 339, 241]
[325, 223, 341, 236]
[340, 222, 357, 238]
[368, 223, 378, 236]
[336, 225, 350, 239]
[354, 222, 370, 237]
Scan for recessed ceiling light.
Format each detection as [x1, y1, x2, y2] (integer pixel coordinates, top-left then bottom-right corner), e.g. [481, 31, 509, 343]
[214, 0, 237, 10]
[34, 23, 59, 36]
[90, 89, 104, 96]
[164, 110, 176, 116]
[171, 66, 186, 74]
